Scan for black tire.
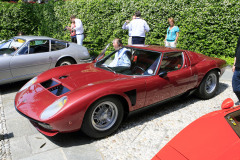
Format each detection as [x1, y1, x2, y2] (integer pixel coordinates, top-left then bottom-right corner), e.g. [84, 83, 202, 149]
[195, 70, 219, 99]
[56, 58, 75, 67]
[81, 97, 124, 138]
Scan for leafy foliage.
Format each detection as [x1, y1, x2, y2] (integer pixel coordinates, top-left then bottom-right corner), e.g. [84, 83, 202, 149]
[0, 0, 239, 64]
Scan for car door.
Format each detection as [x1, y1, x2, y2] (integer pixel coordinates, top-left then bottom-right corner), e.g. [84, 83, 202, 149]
[0, 56, 13, 84]
[145, 52, 194, 106]
[10, 40, 52, 79]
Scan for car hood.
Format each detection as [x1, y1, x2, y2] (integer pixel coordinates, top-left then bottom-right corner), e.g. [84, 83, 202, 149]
[55, 63, 130, 90]
[155, 110, 240, 160]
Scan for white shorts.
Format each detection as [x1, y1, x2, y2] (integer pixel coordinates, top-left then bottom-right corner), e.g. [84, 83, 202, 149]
[165, 41, 177, 48]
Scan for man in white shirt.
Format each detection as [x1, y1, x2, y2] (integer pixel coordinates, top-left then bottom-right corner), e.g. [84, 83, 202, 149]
[122, 15, 136, 45]
[68, 15, 84, 45]
[128, 11, 150, 45]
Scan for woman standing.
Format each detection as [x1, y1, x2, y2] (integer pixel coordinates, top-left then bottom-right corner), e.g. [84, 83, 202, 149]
[164, 17, 179, 48]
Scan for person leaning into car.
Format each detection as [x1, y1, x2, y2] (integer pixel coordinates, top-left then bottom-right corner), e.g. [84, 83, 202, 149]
[128, 11, 150, 45]
[66, 15, 84, 45]
[108, 38, 131, 67]
[232, 35, 240, 103]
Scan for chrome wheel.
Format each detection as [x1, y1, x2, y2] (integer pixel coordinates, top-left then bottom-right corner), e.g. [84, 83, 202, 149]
[205, 73, 217, 94]
[60, 61, 72, 66]
[91, 101, 118, 131]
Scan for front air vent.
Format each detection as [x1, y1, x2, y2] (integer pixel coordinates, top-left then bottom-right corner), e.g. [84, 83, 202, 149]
[41, 80, 59, 88]
[48, 84, 70, 96]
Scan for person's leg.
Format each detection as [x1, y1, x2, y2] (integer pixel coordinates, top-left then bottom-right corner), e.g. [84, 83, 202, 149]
[128, 37, 132, 45]
[170, 41, 177, 48]
[79, 34, 84, 45]
[165, 41, 170, 47]
[232, 70, 240, 101]
[76, 34, 84, 45]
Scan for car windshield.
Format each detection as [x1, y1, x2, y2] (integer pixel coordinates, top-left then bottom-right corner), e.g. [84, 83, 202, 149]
[96, 47, 161, 76]
[0, 38, 26, 56]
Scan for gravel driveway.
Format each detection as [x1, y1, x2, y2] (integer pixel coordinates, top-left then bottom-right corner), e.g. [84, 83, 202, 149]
[93, 80, 236, 160]
[0, 79, 236, 160]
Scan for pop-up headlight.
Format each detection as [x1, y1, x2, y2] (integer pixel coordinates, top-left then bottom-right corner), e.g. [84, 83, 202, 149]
[19, 77, 38, 92]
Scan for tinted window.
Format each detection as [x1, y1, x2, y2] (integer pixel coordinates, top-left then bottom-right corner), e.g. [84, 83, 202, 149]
[51, 40, 68, 51]
[28, 40, 50, 54]
[159, 52, 183, 72]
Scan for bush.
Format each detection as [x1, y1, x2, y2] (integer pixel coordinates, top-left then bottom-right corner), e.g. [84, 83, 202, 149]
[0, 0, 239, 64]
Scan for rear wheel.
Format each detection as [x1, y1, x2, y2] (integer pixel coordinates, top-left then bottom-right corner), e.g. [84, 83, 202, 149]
[81, 97, 124, 138]
[195, 70, 219, 99]
[56, 58, 75, 67]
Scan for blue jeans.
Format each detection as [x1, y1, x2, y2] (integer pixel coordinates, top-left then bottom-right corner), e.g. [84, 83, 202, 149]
[232, 70, 240, 101]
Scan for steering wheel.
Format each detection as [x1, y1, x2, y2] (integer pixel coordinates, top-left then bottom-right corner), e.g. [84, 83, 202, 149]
[133, 66, 146, 73]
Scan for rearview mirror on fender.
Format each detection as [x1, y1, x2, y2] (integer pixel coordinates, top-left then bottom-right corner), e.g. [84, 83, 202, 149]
[159, 71, 167, 78]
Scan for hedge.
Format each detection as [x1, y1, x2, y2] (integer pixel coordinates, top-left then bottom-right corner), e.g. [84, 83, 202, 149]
[0, 0, 240, 64]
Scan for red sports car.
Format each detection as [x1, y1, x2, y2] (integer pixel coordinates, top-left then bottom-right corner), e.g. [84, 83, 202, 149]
[152, 98, 240, 160]
[15, 45, 226, 138]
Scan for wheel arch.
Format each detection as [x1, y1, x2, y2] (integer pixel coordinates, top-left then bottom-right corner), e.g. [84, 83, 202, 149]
[84, 94, 130, 121]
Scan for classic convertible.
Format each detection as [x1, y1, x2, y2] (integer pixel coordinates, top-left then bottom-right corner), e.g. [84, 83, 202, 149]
[152, 98, 240, 160]
[15, 45, 226, 138]
[0, 36, 90, 85]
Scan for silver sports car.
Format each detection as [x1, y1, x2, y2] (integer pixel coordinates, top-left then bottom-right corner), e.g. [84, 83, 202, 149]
[0, 36, 90, 85]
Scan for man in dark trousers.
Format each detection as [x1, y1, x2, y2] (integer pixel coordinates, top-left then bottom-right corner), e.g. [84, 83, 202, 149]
[232, 35, 240, 104]
[128, 11, 150, 45]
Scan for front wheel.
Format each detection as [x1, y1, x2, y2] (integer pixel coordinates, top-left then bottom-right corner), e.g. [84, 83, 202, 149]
[81, 97, 124, 138]
[195, 70, 219, 99]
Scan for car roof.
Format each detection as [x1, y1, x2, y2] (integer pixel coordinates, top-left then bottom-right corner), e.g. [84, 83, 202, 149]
[126, 45, 185, 53]
[13, 35, 55, 41]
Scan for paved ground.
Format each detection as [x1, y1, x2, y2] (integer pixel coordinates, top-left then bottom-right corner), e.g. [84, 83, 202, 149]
[0, 66, 233, 160]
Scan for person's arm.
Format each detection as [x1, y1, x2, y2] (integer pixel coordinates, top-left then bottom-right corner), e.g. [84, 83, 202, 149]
[233, 57, 236, 72]
[122, 21, 129, 30]
[144, 21, 150, 32]
[175, 32, 179, 43]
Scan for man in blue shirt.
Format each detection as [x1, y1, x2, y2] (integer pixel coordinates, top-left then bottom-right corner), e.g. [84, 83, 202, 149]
[108, 38, 131, 67]
[128, 11, 150, 45]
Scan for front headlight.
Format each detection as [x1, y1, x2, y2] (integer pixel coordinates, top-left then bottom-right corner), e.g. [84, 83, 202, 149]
[40, 96, 67, 120]
[19, 77, 38, 92]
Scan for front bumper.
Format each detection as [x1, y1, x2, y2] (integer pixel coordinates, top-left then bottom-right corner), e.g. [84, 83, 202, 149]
[15, 106, 59, 136]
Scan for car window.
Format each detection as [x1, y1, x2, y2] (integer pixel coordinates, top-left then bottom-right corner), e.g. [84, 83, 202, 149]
[97, 47, 161, 76]
[159, 52, 183, 73]
[225, 110, 240, 138]
[51, 40, 68, 51]
[0, 39, 26, 56]
[17, 40, 49, 55]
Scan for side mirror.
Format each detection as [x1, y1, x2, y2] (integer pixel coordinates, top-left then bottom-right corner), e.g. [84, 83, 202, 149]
[221, 98, 234, 110]
[159, 71, 167, 78]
